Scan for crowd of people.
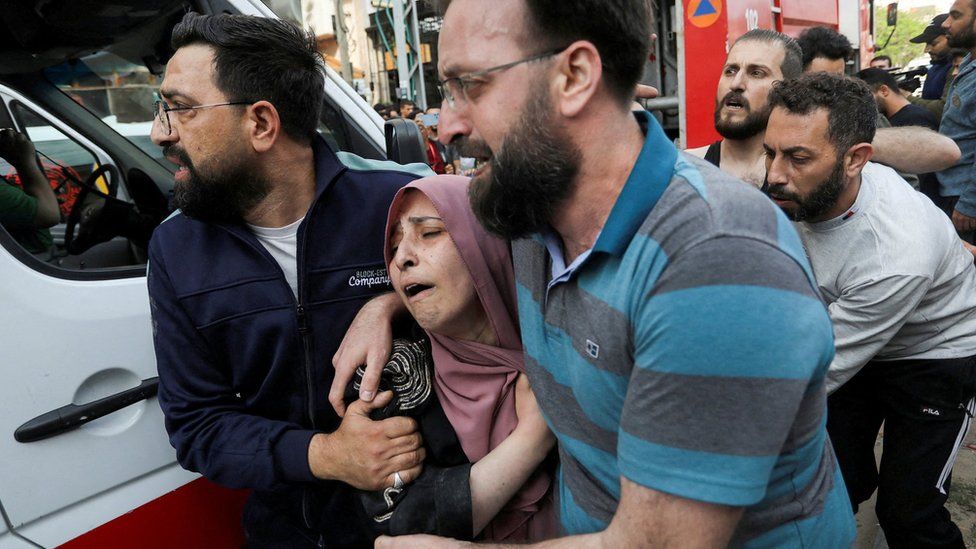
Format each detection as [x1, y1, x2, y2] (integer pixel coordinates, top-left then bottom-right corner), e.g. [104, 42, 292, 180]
[42, 0, 973, 547]
[374, 100, 481, 176]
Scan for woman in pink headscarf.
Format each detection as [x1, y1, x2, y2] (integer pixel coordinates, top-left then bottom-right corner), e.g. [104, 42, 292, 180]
[352, 174, 555, 542]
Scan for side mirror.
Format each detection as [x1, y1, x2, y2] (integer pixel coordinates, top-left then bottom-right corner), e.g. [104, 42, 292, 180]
[887, 2, 898, 27]
[384, 118, 428, 165]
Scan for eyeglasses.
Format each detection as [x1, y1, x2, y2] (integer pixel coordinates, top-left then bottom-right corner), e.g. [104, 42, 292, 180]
[437, 45, 569, 108]
[153, 98, 253, 135]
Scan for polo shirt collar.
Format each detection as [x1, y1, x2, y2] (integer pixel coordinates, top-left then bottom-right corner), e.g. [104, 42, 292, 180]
[592, 111, 678, 256]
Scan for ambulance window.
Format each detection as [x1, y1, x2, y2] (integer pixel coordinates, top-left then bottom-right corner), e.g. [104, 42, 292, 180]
[13, 104, 108, 188]
[44, 50, 360, 164]
[43, 52, 171, 170]
[1, 102, 143, 272]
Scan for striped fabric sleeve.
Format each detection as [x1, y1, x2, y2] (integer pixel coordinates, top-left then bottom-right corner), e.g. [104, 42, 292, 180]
[618, 235, 835, 506]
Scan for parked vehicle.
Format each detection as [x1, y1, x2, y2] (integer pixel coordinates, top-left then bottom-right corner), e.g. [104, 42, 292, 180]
[0, 1, 405, 546]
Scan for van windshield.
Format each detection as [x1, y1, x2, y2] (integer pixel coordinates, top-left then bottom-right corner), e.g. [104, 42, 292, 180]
[43, 51, 172, 170]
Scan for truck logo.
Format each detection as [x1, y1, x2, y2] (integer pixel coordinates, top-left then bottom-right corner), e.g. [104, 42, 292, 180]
[688, 0, 722, 28]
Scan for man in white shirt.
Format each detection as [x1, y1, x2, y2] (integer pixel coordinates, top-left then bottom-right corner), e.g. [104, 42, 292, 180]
[763, 72, 976, 549]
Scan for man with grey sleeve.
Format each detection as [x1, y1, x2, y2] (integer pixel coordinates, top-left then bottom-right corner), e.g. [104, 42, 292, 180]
[764, 72, 976, 549]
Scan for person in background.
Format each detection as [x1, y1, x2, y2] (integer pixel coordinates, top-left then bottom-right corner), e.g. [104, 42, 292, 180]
[764, 72, 976, 549]
[870, 55, 893, 69]
[937, 0, 976, 241]
[858, 68, 939, 130]
[859, 68, 941, 201]
[911, 15, 952, 107]
[687, 29, 961, 192]
[399, 99, 417, 120]
[798, 26, 853, 74]
[687, 29, 802, 186]
[0, 128, 59, 254]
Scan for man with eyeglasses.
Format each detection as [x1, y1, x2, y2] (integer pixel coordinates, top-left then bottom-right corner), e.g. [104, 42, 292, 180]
[146, 12, 431, 548]
[373, 0, 855, 547]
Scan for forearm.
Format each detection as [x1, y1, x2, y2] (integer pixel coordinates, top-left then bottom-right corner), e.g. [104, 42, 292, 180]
[16, 157, 59, 227]
[907, 95, 945, 119]
[470, 426, 552, 535]
[872, 127, 961, 174]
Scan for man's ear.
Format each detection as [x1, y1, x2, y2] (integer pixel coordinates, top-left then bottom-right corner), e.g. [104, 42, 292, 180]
[247, 100, 280, 153]
[845, 142, 874, 177]
[554, 41, 602, 118]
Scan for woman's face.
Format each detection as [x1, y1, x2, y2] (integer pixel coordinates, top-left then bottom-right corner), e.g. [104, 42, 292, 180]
[388, 191, 493, 343]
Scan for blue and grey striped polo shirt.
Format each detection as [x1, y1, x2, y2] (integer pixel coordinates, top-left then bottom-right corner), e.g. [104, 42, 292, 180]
[513, 112, 855, 546]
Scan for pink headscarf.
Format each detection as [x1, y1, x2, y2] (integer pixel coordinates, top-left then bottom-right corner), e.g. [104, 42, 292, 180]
[384, 175, 554, 542]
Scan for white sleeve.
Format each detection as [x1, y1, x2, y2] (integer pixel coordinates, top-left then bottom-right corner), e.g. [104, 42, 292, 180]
[825, 274, 933, 394]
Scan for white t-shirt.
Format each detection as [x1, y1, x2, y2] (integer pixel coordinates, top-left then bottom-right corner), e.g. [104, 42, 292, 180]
[247, 216, 304, 298]
[796, 162, 976, 393]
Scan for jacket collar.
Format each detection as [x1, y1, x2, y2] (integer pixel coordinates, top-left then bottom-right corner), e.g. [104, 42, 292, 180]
[217, 135, 347, 240]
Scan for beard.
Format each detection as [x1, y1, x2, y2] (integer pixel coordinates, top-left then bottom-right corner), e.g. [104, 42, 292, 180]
[167, 144, 270, 224]
[464, 84, 581, 240]
[714, 91, 770, 140]
[948, 16, 976, 49]
[765, 155, 846, 222]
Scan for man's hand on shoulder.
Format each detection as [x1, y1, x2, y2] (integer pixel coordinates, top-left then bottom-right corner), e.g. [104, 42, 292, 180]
[330, 292, 405, 416]
[309, 391, 425, 490]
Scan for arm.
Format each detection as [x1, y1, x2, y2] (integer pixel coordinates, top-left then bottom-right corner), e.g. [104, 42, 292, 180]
[908, 95, 946, 120]
[469, 375, 555, 535]
[330, 292, 407, 415]
[149, 247, 422, 491]
[381, 234, 831, 548]
[377, 478, 742, 549]
[871, 126, 961, 174]
[824, 274, 933, 393]
[0, 129, 59, 227]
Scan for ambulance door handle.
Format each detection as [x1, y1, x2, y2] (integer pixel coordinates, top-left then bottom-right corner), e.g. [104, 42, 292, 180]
[14, 377, 159, 443]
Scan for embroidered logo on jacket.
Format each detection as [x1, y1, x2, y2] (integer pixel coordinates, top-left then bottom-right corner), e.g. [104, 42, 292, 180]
[348, 268, 391, 288]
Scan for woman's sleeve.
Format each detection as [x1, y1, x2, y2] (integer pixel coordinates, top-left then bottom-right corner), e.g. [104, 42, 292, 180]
[385, 463, 473, 538]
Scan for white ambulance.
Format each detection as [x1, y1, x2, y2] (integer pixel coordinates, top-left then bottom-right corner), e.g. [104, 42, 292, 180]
[0, 1, 418, 546]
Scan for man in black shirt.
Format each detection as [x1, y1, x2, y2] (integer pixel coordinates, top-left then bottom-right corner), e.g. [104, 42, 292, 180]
[858, 68, 941, 201]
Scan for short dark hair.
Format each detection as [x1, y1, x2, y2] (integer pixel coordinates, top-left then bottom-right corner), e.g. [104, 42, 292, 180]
[797, 26, 853, 68]
[171, 12, 325, 143]
[856, 67, 900, 92]
[870, 54, 892, 65]
[767, 73, 876, 153]
[732, 29, 804, 79]
[437, 0, 652, 104]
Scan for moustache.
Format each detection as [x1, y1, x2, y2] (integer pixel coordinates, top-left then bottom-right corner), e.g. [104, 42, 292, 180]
[163, 145, 193, 169]
[453, 136, 493, 160]
[765, 187, 799, 202]
[721, 91, 751, 111]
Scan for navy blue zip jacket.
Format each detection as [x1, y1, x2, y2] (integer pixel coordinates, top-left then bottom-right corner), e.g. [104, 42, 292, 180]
[148, 136, 431, 545]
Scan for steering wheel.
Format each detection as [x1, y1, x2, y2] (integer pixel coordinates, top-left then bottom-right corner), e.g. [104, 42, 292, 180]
[63, 164, 118, 254]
